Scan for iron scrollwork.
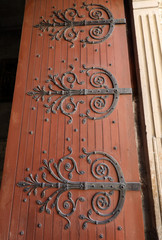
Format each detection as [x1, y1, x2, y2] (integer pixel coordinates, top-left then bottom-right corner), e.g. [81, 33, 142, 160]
[27, 65, 132, 124]
[34, 2, 126, 47]
[17, 148, 140, 229]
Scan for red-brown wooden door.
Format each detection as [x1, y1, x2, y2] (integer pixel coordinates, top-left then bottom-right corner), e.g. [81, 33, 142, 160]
[0, 0, 145, 239]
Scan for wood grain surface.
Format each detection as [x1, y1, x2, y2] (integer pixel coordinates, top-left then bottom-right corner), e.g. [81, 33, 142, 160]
[0, 0, 145, 239]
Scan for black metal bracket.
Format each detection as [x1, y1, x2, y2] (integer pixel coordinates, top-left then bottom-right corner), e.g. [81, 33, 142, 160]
[17, 148, 140, 230]
[27, 65, 132, 124]
[34, 3, 126, 47]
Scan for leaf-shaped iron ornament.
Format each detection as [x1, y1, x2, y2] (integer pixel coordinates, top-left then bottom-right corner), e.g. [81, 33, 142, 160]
[34, 2, 126, 47]
[17, 148, 141, 229]
[27, 65, 132, 124]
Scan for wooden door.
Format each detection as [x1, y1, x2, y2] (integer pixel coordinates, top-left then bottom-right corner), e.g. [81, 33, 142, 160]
[0, 0, 145, 239]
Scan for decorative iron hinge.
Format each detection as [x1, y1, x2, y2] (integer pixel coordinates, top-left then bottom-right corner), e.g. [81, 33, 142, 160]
[27, 65, 132, 124]
[17, 148, 140, 230]
[34, 2, 126, 47]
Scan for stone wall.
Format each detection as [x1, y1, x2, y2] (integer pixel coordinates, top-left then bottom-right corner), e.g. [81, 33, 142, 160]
[132, 1, 162, 239]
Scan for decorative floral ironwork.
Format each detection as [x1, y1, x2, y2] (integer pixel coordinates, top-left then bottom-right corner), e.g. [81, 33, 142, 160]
[17, 148, 140, 229]
[27, 65, 84, 124]
[17, 146, 85, 229]
[27, 65, 132, 124]
[34, 2, 126, 47]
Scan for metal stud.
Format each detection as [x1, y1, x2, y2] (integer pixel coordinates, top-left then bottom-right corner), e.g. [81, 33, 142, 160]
[37, 223, 42, 228]
[19, 231, 24, 236]
[29, 131, 33, 135]
[50, 46, 54, 49]
[45, 118, 49, 122]
[26, 168, 30, 171]
[75, 58, 78, 61]
[36, 54, 40, 58]
[113, 146, 117, 150]
[39, 33, 42, 36]
[74, 128, 78, 132]
[35, 77, 38, 81]
[62, 60, 65, 63]
[48, 67, 52, 70]
[108, 44, 111, 47]
[82, 138, 85, 142]
[112, 120, 116, 123]
[95, 49, 98, 52]
[32, 107, 36, 110]
[23, 198, 27, 202]
[43, 150, 47, 154]
[109, 63, 112, 66]
[117, 226, 122, 231]
[66, 138, 70, 141]
[99, 234, 104, 239]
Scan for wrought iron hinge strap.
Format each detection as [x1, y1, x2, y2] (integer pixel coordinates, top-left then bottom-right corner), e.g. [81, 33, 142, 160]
[83, 182, 140, 191]
[77, 88, 132, 95]
[27, 66, 132, 124]
[34, 3, 126, 47]
[29, 88, 132, 96]
[17, 148, 141, 230]
[32, 182, 140, 191]
[40, 19, 126, 28]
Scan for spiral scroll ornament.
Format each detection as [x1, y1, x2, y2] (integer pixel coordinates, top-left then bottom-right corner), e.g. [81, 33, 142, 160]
[78, 149, 141, 229]
[79, 65, 132, 124]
